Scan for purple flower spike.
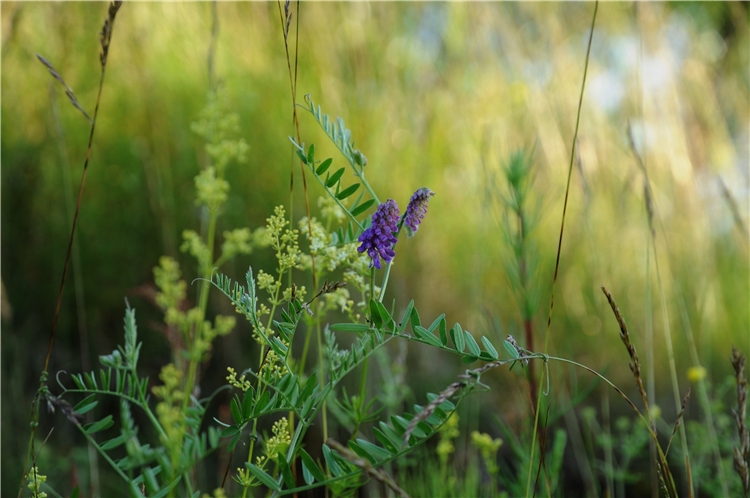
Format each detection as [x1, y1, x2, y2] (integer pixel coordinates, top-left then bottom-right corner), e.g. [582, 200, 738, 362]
[404, 187, 435, 237]
[358, 199, 400, 269]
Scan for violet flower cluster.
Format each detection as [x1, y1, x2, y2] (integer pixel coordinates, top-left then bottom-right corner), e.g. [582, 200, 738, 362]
[357, 199, 400, 269]
[404, 187, 435, 237]
[358, 188, 435, 269]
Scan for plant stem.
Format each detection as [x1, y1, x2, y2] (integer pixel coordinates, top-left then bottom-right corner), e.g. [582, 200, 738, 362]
[530, 3, 598, 497]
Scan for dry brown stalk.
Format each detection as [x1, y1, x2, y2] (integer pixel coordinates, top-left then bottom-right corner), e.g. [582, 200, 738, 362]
[36, 55, 92, 124]
[666, 387, 691, 457]
[402, 356, 516, 446]
[600, 286, 654, 429]
[22, 4, 123, 497]
[325, 439, 410, 498]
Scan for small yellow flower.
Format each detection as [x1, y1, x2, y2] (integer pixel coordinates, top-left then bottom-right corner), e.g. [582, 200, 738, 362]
[687, 365, 707, 383]
[650, 404, 662, 421]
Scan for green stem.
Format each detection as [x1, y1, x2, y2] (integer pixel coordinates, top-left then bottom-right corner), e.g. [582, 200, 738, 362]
[305, 163, 365, 231]
[183, 208, 218, 407]
[378, 264, 392, 304]
[317, 317, 328, 442]
[352, 356, 369, 438]
[532, 2, 598, 497]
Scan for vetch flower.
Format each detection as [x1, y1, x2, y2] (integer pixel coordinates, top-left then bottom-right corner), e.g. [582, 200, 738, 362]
[404, 187, 435, 237]
[357, 199, 400, 269]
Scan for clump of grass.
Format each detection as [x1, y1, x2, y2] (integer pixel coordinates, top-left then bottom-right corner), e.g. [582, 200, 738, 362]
[732, 347, 749, 497]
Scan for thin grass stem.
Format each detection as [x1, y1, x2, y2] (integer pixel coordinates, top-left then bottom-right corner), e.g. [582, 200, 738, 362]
[528, 2, 598, 496]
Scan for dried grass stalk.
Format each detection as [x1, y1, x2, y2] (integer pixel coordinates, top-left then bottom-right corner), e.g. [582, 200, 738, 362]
[326, 438, 409, 498]
[601, 286, 653, 429]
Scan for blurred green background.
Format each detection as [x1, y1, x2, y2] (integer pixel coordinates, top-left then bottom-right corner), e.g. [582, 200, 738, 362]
[2, 2, 748, 495]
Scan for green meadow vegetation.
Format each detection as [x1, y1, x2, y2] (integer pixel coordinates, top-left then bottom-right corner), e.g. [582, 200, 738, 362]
[1, 2, 748, 497]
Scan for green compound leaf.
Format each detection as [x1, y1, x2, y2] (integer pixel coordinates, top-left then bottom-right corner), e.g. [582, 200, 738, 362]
[84, 415, 114, 434]
[410, 306, 421, 329]
[369, 299, 383, 329]
[253, 391, 271, 417]
[372, 427, 399, 454]
[245, 463, 280, 491]
[503, 339, 520, 359]
[348, 440, 376, 465]
[220, 425, 241, 438]
[73, 394, 98, 415]
[99, 431, 131, 451]
[450, 323, 466, 352]
[336, 183, 360, 200]
[398, 300, 414, 334]
[242, 389, 255, 419]
[355, 438, 392, 463]
[326, 167, 345, 188]
[316, 157, 333, 175]
[300, 373, 318, 402]
[413, 326, 443, 348]
[427, 313, 445, 333]
[350, 199, 375, 217]
[380, 421, 404, 445]
[375, 301, 394, 330]
[296, 149, 308, 165]
[322, 444, 343, 477]
[307, 144, 316, 164]
[230, 397, 242, 424]
[438, 318, 448, 347]
[278, 453, 295, 489]
[464, 331, 481, 357]
[461, 355, 479, 364]
[142, 466, 159, 494]
[426, 392, 456, 411]
[481, 336, 499, 360]
[300, 448, 325, 484]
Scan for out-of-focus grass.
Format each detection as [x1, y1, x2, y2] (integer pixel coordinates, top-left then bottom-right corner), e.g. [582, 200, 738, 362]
[1, 2, 747, 495]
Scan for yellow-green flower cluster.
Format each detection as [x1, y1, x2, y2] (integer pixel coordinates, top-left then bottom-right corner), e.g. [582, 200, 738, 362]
[190, 87, 249, 173]
[261, 343, 290, 379]
[26, 466, 47, 498]
[201, 488, 228, 498]
[322, 287, 354, 315]
[251, 321, 272, 346]
[234, 467, 254, 487]
[298, 217, 363, 274]
[154, 257, 187, 320]
[265, 417, 292, 461]
[437, 413, 460, 465]
[220, 228, 255, 260]
[194, 166, 229, 211]
[319, 195, 346, 224]
[154, 257, 236, 359]
[193, 314, 236, 359]
[471, 430, 503, 476]
[267, 206, 302, 274]
[153, 363, 185, 447]
[257, 269, 280, 297]
[181, 230, 211, 271]
[282, 285, 306, 303]
[226, 367, 252, 392]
